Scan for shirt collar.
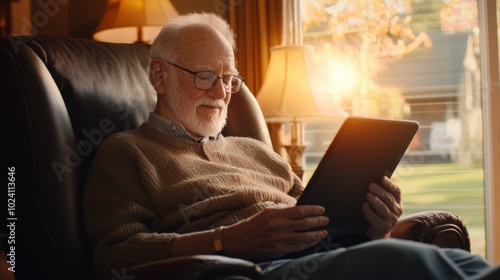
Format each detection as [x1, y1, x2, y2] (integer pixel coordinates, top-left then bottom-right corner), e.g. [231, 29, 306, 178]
[147, 112, 221, 143]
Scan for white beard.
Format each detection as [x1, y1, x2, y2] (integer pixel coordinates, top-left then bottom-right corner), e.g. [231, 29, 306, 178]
[169, 82, 228, 137]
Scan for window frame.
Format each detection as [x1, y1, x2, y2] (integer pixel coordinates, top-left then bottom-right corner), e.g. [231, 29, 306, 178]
[478, 0, 500, 264]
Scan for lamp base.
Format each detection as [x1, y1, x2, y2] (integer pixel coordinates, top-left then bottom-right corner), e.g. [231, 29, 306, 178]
[284, 144, 306, 180]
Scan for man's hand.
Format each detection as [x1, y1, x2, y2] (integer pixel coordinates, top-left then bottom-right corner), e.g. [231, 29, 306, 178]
[363, 176, 403, 240]
[223, 205, 329, 259]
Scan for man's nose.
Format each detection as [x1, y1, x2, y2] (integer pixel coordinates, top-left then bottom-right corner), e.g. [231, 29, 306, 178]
[207, 78, 227, 99]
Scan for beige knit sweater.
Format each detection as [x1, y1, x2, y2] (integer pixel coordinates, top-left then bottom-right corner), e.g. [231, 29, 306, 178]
[84, 122, 303, 272]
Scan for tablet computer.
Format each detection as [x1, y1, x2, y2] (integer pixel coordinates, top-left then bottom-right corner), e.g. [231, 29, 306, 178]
[296, 117, 419, 244]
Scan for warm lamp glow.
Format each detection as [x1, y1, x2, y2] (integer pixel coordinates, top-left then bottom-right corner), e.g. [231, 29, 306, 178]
[257, 45, 348, 122]
[326, 57, 359, 96]
[93, 0, 179, 44]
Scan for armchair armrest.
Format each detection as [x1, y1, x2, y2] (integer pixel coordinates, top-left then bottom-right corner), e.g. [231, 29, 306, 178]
[391, 211, 471, 251]
[95, 255, 263, 280]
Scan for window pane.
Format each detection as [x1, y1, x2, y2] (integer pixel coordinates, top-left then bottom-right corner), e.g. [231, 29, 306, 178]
[300, 0, 485, 256]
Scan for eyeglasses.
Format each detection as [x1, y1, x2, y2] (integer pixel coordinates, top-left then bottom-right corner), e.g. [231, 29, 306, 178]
[166, 61, 246, 93]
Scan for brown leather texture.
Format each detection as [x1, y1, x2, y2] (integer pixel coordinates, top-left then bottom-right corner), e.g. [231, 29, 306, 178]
[392, 210, 471, 251]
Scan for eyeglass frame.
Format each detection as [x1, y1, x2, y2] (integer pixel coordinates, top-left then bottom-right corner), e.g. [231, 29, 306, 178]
[165, 60, 246, 93]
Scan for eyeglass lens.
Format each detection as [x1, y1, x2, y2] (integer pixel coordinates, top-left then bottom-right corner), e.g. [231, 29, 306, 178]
[195, 72, 243, 93]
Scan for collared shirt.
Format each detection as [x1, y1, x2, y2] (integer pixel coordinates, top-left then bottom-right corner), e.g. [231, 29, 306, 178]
[147, 112, 220, 143]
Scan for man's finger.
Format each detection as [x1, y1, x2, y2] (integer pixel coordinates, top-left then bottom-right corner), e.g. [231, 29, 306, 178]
[382, 176, 402, 202]
[281, 205, 326, 219]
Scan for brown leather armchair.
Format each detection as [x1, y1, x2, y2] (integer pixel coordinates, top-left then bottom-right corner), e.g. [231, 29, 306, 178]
[0, 36, 470, 280]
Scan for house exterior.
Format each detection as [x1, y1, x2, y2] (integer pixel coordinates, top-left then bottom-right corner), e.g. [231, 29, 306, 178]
[374, 30, 482, 164]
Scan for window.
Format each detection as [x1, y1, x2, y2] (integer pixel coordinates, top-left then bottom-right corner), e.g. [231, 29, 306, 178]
[299, 0, 487, 256]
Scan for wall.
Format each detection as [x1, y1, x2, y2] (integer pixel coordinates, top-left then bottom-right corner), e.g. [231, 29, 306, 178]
[11, 0, 32, 36]
[12, 0, 228, 38]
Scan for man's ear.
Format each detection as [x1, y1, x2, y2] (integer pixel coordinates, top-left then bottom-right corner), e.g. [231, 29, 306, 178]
[149, 60, 167, 94]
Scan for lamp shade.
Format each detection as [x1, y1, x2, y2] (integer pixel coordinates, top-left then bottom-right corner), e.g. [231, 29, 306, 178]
[93, 0, 179, 44]
[257, 45, 348, 122]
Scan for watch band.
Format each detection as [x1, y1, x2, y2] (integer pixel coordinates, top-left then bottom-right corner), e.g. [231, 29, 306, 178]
[213, 226, 225, 254]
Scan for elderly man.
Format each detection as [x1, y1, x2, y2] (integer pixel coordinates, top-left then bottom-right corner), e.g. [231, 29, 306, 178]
[84, 12, 497, 279]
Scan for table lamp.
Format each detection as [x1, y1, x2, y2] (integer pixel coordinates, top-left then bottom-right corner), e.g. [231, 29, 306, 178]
[93, 0, 179, 44]
[257, 45, 348, 179]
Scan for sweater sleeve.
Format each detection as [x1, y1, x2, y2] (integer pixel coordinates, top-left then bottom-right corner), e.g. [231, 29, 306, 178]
[83, 137, 177, 273]
[288, 173, 305, 199]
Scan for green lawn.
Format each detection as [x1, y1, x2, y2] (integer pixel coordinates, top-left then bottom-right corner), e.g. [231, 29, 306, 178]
[394, 163, 485, 256]
[304, 162, 486, 256]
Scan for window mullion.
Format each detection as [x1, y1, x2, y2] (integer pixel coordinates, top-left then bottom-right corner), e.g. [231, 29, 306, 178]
[477, 0, 500, 264]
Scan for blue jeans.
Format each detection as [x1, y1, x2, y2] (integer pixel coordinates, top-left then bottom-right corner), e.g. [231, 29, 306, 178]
[258, 239, 494, 280]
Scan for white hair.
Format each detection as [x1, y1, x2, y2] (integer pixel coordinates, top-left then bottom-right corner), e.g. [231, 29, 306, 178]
[149, 12, 236, 61]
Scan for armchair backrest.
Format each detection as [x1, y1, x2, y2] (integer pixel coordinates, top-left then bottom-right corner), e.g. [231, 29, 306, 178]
[0, 36, 271, 279]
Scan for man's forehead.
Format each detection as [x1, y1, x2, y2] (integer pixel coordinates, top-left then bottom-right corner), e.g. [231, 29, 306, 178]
[175, 25, 235, 69]
[177, 25, 228, 50]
